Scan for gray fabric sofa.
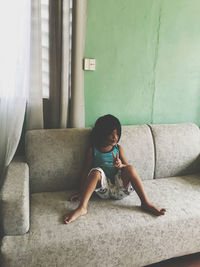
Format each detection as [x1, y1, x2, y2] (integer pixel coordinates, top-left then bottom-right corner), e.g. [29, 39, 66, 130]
[1, 123, 200, 267]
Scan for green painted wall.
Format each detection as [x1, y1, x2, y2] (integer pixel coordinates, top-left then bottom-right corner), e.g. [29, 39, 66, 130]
[84, 0, 200, 127]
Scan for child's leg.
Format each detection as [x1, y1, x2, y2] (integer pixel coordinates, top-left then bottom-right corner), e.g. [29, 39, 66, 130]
[121, 165, 166, 216]
[63, 170, 101, 224]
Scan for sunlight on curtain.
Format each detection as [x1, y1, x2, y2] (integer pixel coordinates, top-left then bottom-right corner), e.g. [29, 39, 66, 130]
[41, 0, 49, 99]
[0, 0, 30, 178]
[26, 0, 44, 130]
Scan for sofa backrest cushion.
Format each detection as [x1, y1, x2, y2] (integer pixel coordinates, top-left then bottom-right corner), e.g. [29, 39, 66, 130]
[26, 125, 155, 193]
[120, 125, 155, 181]
[26, 129, 91, 193]
[149, 123, 200, 179]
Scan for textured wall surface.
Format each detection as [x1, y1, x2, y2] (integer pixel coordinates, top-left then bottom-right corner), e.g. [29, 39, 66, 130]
[84, 0, 200, 127]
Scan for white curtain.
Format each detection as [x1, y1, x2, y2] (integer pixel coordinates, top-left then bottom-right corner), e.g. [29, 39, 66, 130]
[0, 0, 31, 178]
[0, 0, 43, 180]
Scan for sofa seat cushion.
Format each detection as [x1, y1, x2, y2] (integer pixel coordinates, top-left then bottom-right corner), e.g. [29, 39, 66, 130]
[2, 175, 200, 267]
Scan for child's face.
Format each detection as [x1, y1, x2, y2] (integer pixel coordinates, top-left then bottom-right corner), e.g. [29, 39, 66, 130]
[104, 129, 119, 147]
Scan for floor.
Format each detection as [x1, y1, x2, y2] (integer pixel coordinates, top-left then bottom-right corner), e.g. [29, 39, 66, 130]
[146, 253, 200, 267]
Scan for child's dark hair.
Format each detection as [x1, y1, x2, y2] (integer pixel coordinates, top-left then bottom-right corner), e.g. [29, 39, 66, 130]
[91, 114, 121, 147]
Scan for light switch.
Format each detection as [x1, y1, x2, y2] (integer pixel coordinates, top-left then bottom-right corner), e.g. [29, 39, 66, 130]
[89, 59, 95, 70]
[84, 58, 90, 70]
[83, 58, 96, 71]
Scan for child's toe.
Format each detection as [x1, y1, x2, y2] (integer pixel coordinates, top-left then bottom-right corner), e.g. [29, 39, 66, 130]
[160, 208, 166, 215]
[63, 214, 70, 223]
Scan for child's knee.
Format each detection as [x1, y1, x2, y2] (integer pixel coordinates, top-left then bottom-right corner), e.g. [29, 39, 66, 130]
[89, 169, 102, 182]
[124, 164, 135, 173]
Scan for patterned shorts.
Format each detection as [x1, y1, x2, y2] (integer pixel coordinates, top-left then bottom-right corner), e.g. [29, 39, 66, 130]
[89, 167, 134, 200]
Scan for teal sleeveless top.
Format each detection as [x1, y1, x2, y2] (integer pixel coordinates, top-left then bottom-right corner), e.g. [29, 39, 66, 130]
[93, 144, 119, 183]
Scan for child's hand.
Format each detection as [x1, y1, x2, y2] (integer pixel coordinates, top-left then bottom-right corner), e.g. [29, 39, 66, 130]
[112, 152, 123, 169]
[69, 193, 81, 201]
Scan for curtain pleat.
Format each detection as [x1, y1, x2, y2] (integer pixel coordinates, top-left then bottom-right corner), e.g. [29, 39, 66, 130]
[48, 0, 62, 128]
[60, 0, 71, 128]
[26, 0, 44, 130]
[70, 0, 88, 128]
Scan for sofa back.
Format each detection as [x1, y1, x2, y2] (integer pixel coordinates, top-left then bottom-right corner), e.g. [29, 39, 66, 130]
[26, 123, 200, 193]
[119, 125, 155, 181]
[26, 125, 155, 193]
[149, 123, 200, 178]
[26, 129, 91, 193]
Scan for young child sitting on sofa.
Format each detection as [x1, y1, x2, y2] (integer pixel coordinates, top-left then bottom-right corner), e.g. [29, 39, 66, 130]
[63, 114, 166, 224]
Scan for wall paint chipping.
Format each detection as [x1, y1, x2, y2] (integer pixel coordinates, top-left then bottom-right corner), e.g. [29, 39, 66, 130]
[84, 0, 200, 127]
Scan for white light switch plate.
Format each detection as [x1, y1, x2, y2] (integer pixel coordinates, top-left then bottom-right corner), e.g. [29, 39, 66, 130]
[89, 59, 95, 70]
[84, 58, 96, 71]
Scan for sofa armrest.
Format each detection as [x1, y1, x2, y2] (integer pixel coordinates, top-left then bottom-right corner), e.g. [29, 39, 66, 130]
[0, 158, 29, 235]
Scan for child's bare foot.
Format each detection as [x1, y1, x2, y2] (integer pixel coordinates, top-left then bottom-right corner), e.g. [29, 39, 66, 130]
[63, 206, 87, 224]
[141, 201, 166, 216]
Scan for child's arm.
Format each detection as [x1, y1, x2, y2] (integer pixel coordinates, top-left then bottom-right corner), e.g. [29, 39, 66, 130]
[112, 145, 128, 169]
[69, 147, 93, 201]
